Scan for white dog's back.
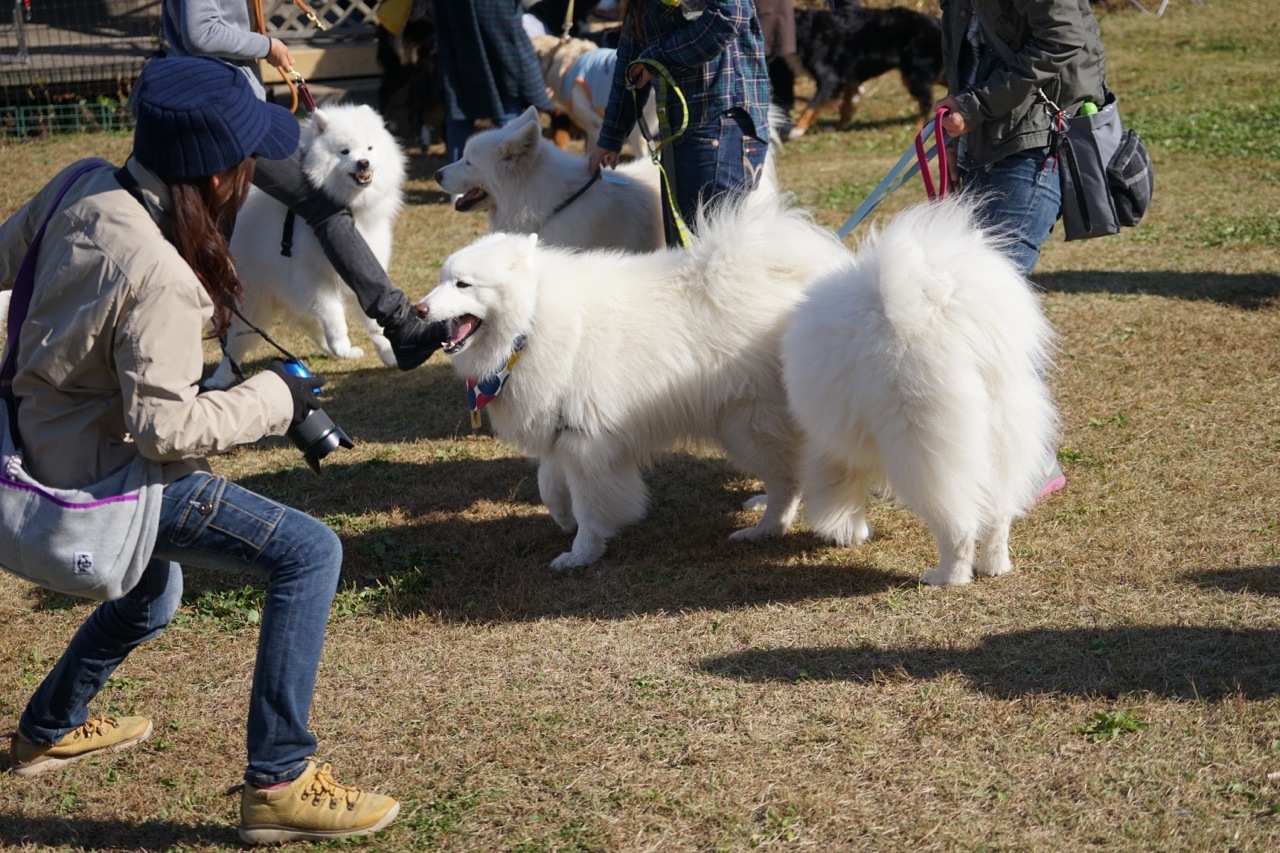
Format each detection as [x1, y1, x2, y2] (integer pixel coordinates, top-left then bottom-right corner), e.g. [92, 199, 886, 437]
[783, 198, 1057, 586]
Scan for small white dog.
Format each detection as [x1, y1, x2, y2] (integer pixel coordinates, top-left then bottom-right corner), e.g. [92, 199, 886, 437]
[781, 198, 1059, 587]
[434, 106, 665, 253]
[531, 34, 657, 155]
[208, 104, 405, 389]
[416, 195, 849, 569]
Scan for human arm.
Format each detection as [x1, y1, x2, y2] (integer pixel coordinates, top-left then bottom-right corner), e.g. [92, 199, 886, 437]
[953, 0, 1093, 128]
[173, 0, 274, 64]
[640, 0, 755, 72]
[116, 273, 294, 461]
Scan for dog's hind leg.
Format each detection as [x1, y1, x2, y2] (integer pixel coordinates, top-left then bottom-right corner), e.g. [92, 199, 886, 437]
[206, 311, 260, 389]
[920, 522, 978, 587]
[797, 449, 874, 547]
[359, 313, 398, 368]
[313, 294, 365, 360]
[974, 517, 1014, 579]
[719, 418, 801, 539]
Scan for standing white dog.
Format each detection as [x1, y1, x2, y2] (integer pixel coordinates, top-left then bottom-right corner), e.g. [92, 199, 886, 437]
[434, 106, 665, 253]
[781, 199, 1058, 587]
[416, 196, 849, 569]
[208, 104, 405, 389]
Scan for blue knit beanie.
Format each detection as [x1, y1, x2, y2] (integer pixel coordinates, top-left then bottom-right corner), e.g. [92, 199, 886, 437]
[130, 56, 299, 180]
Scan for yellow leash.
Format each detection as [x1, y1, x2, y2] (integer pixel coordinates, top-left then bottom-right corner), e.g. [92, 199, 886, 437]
[627, 58, 693, 249]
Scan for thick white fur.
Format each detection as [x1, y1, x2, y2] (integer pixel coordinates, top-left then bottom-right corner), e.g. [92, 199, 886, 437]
[433, 106, 782, 254]
[416, 195, 849, 569]
[781, 198, 1058, 587]
[434, 106, 665, 253]
[208, 104, 406, 389]
[531, 34, 657, 155]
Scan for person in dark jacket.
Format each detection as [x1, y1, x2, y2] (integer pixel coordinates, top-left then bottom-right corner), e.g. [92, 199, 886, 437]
[932, 0, 1108, 501]
[434, 0, 555, 163]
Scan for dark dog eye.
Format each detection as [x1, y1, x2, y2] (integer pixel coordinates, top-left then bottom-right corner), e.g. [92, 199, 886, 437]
[456, 281, 472, 289]
[340, 148, 350, 155]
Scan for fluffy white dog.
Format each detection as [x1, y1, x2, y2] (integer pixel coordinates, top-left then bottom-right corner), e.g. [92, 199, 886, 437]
[781, 198, 1059, 587]
[434, 106, 665, 253]
[416, 196, 849, 569]
[208, 104, 405, 389]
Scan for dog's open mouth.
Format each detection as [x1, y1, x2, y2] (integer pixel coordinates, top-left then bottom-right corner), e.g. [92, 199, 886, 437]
[454, 188, 489, 213]
[443, 315, 481, 354]
[352, 168, 373, 186]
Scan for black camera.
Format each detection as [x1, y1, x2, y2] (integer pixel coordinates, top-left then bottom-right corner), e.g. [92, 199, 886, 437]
[279, 359, 353, 474]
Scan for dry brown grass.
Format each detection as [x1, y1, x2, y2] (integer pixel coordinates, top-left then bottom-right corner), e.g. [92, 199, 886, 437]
[2, 2, 1279, 850]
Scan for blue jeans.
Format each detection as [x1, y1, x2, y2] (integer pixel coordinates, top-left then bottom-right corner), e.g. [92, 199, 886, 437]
[961, 146, 1062, 276]
[18, 472, 342, 787]
[664, 108, 768, 247]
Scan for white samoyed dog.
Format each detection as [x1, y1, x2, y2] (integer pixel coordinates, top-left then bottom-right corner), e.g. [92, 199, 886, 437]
[207, 104, 405, 389]
[781, 198, 1059, 587]
[434, 106, 665, 253]
[416, 195, 849, 569]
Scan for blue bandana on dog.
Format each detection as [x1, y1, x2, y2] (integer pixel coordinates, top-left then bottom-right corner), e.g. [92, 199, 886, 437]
[467, 334, 527, 429]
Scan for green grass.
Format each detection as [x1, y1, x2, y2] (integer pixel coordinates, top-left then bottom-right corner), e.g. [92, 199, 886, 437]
[2, 2, 1280, 851]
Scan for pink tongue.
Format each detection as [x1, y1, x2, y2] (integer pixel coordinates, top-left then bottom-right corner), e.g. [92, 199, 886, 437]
[449, 316, 477, 345]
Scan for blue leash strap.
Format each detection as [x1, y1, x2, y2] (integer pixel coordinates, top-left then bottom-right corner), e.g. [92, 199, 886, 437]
[835, 117, 940, 241]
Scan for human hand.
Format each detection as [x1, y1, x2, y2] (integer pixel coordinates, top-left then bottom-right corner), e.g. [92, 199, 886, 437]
[265, 37, 294, 70]
[266, 359, 325, 426]
[931, 96, 968, 136]
[588, 145, 620, 174]
[626, 64, 651, 90]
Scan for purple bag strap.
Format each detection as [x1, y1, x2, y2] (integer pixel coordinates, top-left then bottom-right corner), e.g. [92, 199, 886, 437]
[1, 162, 105, 400]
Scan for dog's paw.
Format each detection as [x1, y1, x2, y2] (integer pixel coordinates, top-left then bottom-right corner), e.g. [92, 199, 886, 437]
[742, 493, 769, 511]
[337, 345, 366, 360]
[921, 565, 974, 587]
[787, 126, 807, 140]
[549, 550, 598, 570]
[812, 517, 873, 548]
[974, 550, 1013, 578]
[729, 522, 786, 541]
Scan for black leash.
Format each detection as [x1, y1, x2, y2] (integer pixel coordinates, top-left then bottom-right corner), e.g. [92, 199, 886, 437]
[550, 171, 601, 217]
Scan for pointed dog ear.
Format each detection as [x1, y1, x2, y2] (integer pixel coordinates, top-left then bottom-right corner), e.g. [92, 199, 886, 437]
[499, 118, 543, 163]
[311, 109, 328, 134]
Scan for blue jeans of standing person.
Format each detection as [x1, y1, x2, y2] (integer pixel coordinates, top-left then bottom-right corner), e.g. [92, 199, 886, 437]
[444, 96, 525, 163]
[962, 146, 1062, 276]
[18, 472, 342, 787]
[664, 107, 769, 247]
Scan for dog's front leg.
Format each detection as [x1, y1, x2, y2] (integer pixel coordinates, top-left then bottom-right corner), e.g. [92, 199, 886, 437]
[547, 441, 649, 570]
[537, 455, 577, 534]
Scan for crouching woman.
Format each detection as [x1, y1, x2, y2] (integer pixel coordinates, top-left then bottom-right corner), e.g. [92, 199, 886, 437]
[0, 57, 398, 845]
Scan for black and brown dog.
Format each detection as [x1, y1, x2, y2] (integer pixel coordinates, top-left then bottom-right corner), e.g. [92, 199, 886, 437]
[790, 1, 943, 138]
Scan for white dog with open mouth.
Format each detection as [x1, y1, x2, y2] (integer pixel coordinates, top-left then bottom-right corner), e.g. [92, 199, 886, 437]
[434, 106, 665, 253]
[208, 104, 405, 388]
[416, 194, 849, 569]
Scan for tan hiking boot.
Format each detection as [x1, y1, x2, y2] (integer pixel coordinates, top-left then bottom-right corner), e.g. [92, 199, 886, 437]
[238, 760, 400, 845]
[9, 716, 153, 776]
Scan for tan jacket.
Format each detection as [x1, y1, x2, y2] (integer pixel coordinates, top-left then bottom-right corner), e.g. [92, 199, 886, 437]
[0, 158, 293, 489]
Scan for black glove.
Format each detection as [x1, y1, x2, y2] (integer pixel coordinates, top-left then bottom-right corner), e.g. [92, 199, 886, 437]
[381, 307, 449, 371]
[266, 359, 325, 426]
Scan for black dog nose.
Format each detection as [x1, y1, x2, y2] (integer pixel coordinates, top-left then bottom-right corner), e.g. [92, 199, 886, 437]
[433, 169, 444, 183]
[357, 159, 370, 170]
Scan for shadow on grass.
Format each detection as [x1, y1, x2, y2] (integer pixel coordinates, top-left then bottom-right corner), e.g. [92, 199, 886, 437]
[700, 625, 1280, 700]
[233, 453, 907, 622]
[1185, 564, 1280, 597]
[1035, 270, 1280, 310]
[0, 815, 238, 850]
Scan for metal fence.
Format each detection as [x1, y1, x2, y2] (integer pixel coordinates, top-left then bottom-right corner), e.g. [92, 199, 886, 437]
[0, 0, 376, 140]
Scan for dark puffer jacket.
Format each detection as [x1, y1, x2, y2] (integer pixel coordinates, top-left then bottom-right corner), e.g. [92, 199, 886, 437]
[940, 0, 1108, 170]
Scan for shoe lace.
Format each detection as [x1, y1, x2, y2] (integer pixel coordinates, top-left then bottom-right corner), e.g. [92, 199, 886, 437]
[304, 762, 365, 811]
[72, 717, 119, 741]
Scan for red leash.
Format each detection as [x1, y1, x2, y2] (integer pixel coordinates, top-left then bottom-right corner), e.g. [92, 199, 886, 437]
[915, 108, 950, 201]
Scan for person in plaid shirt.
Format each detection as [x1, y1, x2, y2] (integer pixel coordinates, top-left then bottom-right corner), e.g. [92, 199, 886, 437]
[588, 0, 772, 247]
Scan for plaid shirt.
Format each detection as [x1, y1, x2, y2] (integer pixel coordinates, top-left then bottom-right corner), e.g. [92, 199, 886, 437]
[597, 0, 771, 153]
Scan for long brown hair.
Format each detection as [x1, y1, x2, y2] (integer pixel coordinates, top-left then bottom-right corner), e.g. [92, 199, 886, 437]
[166, 158, 255, 338]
